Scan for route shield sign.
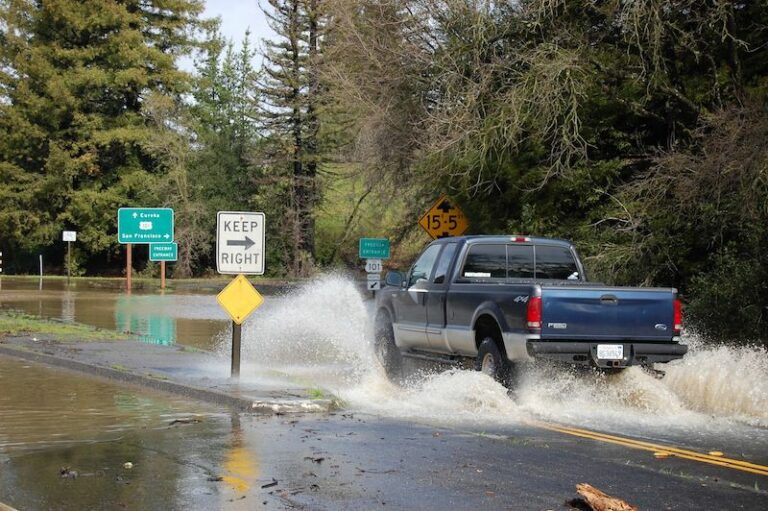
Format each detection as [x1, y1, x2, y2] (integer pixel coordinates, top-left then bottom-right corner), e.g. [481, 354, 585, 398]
[418, 194, 469, 239]
[359, 238, 390, 259]
[150, 242, 178, 262]
[118, 208, 174, 244]
[217, 211, 265, 275]
[365, 259, 383, 273]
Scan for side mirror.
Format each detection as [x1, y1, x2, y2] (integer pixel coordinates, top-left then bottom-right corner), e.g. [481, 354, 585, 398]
[385, 271, 404, 288]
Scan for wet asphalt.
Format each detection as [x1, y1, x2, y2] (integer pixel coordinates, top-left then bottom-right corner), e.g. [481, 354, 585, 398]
[0, 338, 766, 510]
[3, 407, 766, 510]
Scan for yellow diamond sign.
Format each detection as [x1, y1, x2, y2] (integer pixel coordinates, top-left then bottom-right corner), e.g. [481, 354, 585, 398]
[418, 194, 469, 239]
[217, 274, 264, 325]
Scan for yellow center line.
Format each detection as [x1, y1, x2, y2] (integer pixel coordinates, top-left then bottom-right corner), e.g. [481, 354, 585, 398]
[528, 421, 768, 477]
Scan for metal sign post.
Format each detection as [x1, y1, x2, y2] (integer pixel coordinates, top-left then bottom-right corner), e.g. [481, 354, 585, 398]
[231, 322, 242, 378]
[62, 231, 76, 284]
[126, 243, 132, 292]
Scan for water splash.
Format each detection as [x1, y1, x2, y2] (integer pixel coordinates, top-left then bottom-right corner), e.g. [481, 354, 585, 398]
[662, 341, 768, 428]
[240, 274, 376, 385]
[342, 369, 522, 425]
[239, 274, 768, 431]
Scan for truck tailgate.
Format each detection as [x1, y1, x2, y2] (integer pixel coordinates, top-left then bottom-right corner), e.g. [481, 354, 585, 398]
[540, 287, 676, 341]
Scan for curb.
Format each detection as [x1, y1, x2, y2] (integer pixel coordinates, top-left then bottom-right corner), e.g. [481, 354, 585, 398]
[0, 344, 334, 414]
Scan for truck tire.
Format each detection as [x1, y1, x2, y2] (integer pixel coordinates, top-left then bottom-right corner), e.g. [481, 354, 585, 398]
[374, 312, 402, 381]
[475, 337, 512, 386]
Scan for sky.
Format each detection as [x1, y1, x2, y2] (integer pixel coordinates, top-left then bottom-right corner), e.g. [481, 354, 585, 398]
[180, 0, 275, 72]
[203, 0, 274, 54]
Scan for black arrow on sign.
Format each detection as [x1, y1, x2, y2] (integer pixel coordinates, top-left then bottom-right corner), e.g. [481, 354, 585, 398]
[227, 236, 255, 250]
[437, 200, 452, 213]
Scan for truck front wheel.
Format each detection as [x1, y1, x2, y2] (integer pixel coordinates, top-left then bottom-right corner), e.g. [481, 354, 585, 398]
[475, 337, 512, 386]
[374, 312, 402, 381]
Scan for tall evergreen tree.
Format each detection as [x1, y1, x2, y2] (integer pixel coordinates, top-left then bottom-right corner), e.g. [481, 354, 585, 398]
[0, 0, 206, 272]
[188, 25, 259, 271]
[258, 0, 323, 276]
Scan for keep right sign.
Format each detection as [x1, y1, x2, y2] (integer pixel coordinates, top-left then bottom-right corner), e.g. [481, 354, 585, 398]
[418, 194, 469, 239]
[216, 211, 266, 275]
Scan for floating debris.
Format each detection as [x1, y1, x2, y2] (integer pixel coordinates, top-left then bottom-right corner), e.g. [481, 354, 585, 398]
[169, 418, 201, 426]
[568, 483, 639, 511]
[59, 467, 78, 479]
[261, 479, 278, 489]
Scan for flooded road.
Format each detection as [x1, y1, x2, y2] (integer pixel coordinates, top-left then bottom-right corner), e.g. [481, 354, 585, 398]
[0, 358, 266, 510]
[0, 277, 234, 350]
[0, 358, 214, 453]
[2, 274, 768, 439]
[2, 274, 768, 508]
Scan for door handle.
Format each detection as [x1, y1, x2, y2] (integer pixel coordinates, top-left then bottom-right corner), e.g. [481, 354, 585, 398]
[408, 288, 428, 305]
[600, 294, 619, 305]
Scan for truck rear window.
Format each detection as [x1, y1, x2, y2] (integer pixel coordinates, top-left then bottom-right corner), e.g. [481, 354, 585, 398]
[462, 244, 506, 279]
[535, 245, 579, 280]
[458, 243, 579, 282]
[508, 245, 535, 278]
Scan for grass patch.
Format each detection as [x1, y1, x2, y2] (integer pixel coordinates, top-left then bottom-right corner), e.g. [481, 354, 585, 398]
[307, 387, 328, 400]
[0, 310, 132, 342]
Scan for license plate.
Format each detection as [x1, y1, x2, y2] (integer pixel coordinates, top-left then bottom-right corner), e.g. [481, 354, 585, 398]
[597, 344, 623, 360]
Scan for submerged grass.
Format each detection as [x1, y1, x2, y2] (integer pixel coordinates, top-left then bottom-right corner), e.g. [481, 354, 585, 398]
[0, 310, 132, 342]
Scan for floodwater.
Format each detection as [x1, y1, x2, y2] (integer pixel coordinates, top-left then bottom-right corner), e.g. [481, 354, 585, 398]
[0, 277, 233, 350]
[0, 358, 267, 510]
[2, 275, 768, 455]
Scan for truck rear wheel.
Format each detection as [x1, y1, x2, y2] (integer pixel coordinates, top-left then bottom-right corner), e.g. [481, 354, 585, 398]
[475, 337, 512, 386]
[374, 312, 402, 381]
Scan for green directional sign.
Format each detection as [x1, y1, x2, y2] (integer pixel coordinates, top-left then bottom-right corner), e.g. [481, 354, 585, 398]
[150, 242, 178, 262]
[359, 238, 390, 259]
[118, 208, 174, 244]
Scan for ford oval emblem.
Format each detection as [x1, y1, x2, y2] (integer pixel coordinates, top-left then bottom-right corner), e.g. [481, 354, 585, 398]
[655, 324, 668, 331]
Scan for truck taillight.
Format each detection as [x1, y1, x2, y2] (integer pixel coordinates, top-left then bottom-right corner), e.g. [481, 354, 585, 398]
[527, 296, 542, 330]
[511, 235, 531, 243]
[673, 299, 683, 335]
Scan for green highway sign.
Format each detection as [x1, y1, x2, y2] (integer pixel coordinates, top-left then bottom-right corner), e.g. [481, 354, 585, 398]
[150, 242, 178, 262]
[118, 208, 174, 244]
[359, 238, 390, 259]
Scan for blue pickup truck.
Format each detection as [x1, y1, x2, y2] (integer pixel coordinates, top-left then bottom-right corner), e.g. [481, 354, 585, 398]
[374, 235, 686, 384]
